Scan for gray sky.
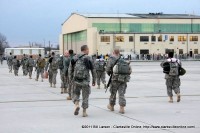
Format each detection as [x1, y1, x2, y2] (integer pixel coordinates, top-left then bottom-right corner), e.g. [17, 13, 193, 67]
[0, 0, 200, 47]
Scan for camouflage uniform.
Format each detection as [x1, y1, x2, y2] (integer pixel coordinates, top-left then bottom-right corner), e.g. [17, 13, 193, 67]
[7, 55, 13, 73]
[21, 56, 28, 76]
[62, 56, 70, 93]
[0, 55, 3, 65]
[106, 55, 132, 108]
[27, 58, 35, 78]
[94, 59, 106, 89]
[35, 56, 46, 81]
[12, 58, 20, 76]
[160, 58, 181, 97]
[68, 54, 75, 98]
[45, 56, 58, 86]
[68, 54, 96, 109]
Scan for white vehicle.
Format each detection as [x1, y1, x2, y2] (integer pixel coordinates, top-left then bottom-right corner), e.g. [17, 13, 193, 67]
[5, 48, 45, 60]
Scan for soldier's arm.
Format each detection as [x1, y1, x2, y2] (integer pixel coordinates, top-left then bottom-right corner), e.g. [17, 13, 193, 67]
[45, 59, 50, 71]
[89, 58, 96, 85]
[105, 57, 114, 76]
[68, 61, 73, 80]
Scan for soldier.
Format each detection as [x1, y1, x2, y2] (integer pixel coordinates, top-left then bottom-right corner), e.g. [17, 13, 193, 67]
[0, 54, 3, 65]
[160, 52, 181, 103]
[45, 52, 58, 88]
[59, 51, 69, 94]
[27, 55, 35, 79]
[68, 45, 96, 117]
[12, 56, 20, 76]
[67, 49, 74, 100]
[35, 54, 46, 82]
[21, 54, 28, 76]
[95, 56, 106, 89]
[7, 52, 13, 73]
[106, 49, 132, 114]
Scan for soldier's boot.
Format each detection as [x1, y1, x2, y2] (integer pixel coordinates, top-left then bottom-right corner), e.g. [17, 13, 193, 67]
[29, 76, 32, 79]
[82, 109, 88, 117]
[168, 97, 173, 103]
[35, 78, 38, 81]
[74, 101, 80, 115]
[64, 88, 68, 93]
[53, 84, 56, 88]
[104, 83, 107, 89]
[97, 85, 100, 89]
[61, 88, 64, 94]
[67, 96, 72, 100]
[177, 93, 181, 102]
[119, 106, 125, 114]
[107, 104, 114, 111]
[41, 79, 43, 82]
[50, 83, 52, 87]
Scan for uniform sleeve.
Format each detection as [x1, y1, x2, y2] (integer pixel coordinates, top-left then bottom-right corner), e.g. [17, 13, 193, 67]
[45, 59, 50, 71]
[89, 57, 96, 84]
[106, 57, 115, 76]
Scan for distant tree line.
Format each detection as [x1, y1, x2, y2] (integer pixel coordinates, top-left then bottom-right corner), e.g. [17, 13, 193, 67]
[0, 33, 10, 55]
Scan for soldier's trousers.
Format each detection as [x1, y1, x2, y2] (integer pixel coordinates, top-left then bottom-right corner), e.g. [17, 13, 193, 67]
[166, 76, 181, 97]
[48, 70, 57, 84]
[9, 64, 13, 72]
[109, 81, 127, 107]
[22, 66, 28, 75]
[36, 68, 44, 79]
[13, 66, 19, 76]
[73, 82, 90, 109]
[68, 79, 73, 97]
[96, 71, 106, 85]
[28, 67, 33, 77]
[60, 70, 68, 88]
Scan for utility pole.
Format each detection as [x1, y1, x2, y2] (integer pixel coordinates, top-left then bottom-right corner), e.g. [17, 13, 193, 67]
[49, 41, 51, 55]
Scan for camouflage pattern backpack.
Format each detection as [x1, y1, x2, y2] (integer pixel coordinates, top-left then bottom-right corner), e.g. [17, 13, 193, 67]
[169, 59, 179, 76]
[113, 58, 130, 75]
[73, 55, 88, 80]
[27, 58, 34, 67]
[95, 60, 105, 71]
[51, 57, 58, 70]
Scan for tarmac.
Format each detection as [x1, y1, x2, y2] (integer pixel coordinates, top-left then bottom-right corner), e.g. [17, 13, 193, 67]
[0, 60, 200, 133]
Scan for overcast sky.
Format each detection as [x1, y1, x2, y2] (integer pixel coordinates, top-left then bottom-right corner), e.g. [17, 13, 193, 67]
[0, 0, 200, 47]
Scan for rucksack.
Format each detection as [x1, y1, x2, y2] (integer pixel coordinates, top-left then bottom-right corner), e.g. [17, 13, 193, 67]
[38, 59, 45, 68]
[95, 60, 105, 71]
[28, 58, 34, 67]
[169, 59, 179, 76]
[17, 60, 21, 67]
[58, 56, 64, 70]
[51, 57, 58, 70]
[113, 59, 130, 75]
[73, 55, 88, 80]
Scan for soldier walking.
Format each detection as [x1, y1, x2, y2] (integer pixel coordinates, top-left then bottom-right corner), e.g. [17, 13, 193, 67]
[27, 55, 35, 79]
[12, 56, 20, 76]
[95, 56, 106, 89]
[45, 52, 58, 88]
[35, 54, 46, 82]
[106, 49, 132, 114]
[7, 53, 13, 73]
[21, 54, 28, 76]
[67, 49, 74, 100]
[160, 52, 182, 103]
[68, 45, 96, 117]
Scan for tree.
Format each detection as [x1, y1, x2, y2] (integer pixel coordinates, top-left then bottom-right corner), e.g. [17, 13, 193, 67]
[0, 33, 10, 55]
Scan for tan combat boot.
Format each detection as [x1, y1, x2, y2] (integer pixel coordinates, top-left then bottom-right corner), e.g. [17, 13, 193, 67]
[107, 104, 114, 111]
[119, 106, 125, 114]
[67, 96, 72, 100]
[41, 79, 43, 82]
[82, 109, 88, 117]
[50, 83, 52, 87]
[169, 97, 173, 103]
[74, 101, 80, 115]
[53, 84, 56, 88]
[177, 93, 181, 102]
[35, 78, 38, 81]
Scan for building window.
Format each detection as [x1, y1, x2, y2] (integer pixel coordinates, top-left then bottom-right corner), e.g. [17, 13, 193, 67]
[129, 36, 134, 42]
[101, 36, 110, 42]
[115, 36, 124, 42]
[178, 36, 187, 41]
[158, 35, 162, 42]
[140, 36, 149, 42]
[190, 36, 198, 41]
[179, 49, 183, 54]
[151, 36, 156, 42]
[194, 49, 198, 54]
[170, 36, 174, 42]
